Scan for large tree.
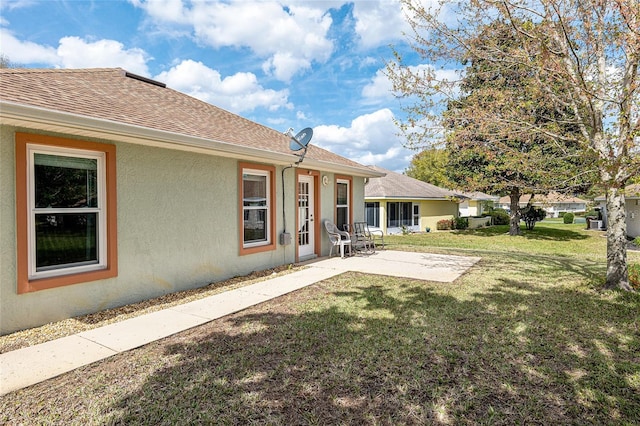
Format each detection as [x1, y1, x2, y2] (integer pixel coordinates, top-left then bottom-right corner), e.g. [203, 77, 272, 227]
[388, 0, 639, 291]
[442, 21, 593, 235]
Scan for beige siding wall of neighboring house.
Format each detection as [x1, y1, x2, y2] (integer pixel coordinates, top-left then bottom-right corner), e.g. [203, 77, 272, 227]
[1, 126, 353, 335]
[459, 199, 481, 217]
[419, 200, 459, 232]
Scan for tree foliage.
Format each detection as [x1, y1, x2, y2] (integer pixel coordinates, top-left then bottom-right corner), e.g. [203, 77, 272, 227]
[0, 54, 11, 69]
[441, 21, 593, 234]
[388, 0, 639, 291]
[405, 148, 453, 188]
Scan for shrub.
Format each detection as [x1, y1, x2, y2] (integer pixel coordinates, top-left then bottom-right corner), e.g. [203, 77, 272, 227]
[454, 217, 469, 230]
[563, 212, 575, 224]
[521, 206, 547, 230]
[490, 209, 510, 225]
[635, 236, 640, 247]
[437, 219, 453, 230]
[558, 212, 566, 218]
[629, 264, 640, 290]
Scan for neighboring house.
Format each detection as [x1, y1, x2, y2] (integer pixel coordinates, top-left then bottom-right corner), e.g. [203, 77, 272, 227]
[458, 191, 499, 217]
[496, 192, 587, 217]
[0, 68, 382, 335]
[595, 184, 640, 238]
[364, 166, 461, 234]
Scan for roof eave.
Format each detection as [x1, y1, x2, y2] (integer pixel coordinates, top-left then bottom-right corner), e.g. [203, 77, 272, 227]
[301, 160, 384, 178]
[1, 101, 379, 177]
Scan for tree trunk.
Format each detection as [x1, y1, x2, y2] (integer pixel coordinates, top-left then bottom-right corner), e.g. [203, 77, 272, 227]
[604, 187, 632, 291]
[509, 188, 521, 236]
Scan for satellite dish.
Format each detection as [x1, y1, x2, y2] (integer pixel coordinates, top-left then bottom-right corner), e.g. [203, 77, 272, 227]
[289, 127, 313, 151]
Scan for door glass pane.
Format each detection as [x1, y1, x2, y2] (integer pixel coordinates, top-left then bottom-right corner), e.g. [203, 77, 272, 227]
[337, 206, 348, 231]
[35, 213, 98, 269]
[298, 181, 310, 245]
[35, 153, 98, 208]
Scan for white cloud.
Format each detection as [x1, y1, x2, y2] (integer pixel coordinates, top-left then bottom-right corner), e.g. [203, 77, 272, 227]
[363, 64, 463, 103]
[57, 37, 150, 75]
[129, 0, 190, 24]
[362, 68, 393, 101]
[352, 0, 458, 50]
[0, 0, 37, 12]
[0, 28, 59, 65]
[132, 0, 334, 82]
[154, 59, 292, 113]
[313, 108, 414, 172]
[352, 0, 410, 49]
[0, 29, 150, 74]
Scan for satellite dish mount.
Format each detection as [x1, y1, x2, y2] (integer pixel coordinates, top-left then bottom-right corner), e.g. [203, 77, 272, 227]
[285, 127, 313, 164]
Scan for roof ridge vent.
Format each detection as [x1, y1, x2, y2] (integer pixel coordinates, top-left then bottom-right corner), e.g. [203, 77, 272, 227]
[125, 71, 166, 88]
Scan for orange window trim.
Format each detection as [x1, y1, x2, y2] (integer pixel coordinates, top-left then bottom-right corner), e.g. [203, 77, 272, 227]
[15, 133, 118, 294]
[238, 162, 276, 256]
[335, 174, 353, 226]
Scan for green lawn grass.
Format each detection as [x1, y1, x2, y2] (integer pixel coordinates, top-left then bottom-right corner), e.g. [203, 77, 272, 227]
[1, 222, 639, 424]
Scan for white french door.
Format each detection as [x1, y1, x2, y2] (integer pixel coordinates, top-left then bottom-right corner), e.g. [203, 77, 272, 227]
[297, 175, 315, 259]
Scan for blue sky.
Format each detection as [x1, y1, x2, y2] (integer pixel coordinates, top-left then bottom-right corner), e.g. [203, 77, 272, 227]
[0, 0, 439, 172]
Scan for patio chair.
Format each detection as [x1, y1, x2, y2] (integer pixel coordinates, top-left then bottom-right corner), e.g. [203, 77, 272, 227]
[352, 221, 376, 253]
[365, 224, 385, 250]
[324, 220, 352, 258]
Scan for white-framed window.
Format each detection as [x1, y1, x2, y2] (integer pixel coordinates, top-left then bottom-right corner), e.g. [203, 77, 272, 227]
[387, 202, 417, 228]
[27, 144, 108, 280]
[242, 168, 271, 248]
[336, 179, 350, 230]
[16, 133, 117, 294]
[365, 202, 380, 227]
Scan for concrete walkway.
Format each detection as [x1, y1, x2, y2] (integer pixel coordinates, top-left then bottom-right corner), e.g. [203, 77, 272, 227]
[0, 250, 480, 395]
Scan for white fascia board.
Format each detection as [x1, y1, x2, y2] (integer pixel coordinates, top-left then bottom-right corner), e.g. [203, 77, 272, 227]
[300, 159, 385, 178]
[1, 102, 299, 166]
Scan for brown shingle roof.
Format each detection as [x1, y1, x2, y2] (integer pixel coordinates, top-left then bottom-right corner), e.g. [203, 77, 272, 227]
[0, 67, 372, 173]
[365, 166, 461, 199]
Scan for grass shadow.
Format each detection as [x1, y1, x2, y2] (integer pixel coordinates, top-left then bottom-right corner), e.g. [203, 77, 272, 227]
[453, 225, 589, 241]
[95, 275, 637, 424]
[4, 269, 635, 425]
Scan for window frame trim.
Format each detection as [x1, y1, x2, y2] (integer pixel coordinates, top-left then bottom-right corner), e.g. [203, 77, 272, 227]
[335, 175, 352, 229]
[16, 133, 118, 294]
[28, 145, 107, 279]
[238, 162, 276, 256]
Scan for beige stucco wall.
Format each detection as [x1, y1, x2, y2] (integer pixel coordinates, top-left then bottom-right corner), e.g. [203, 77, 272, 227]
[0, 126, 17, 334]
[1, 126, 355, 334]
[317, 175, 365, 254]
